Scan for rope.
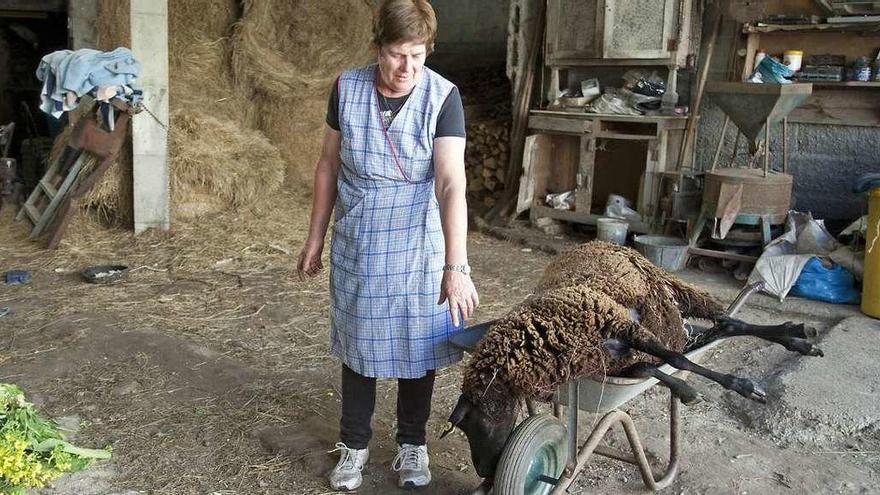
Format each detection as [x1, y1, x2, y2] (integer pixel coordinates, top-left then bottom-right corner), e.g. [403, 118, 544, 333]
[132, 103, 168, 130]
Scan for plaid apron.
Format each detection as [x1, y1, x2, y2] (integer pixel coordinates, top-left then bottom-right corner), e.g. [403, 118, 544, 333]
[329, 64, 462, 378]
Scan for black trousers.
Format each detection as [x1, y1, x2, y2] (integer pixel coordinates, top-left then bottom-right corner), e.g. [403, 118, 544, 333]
[339, 364, 436, 449]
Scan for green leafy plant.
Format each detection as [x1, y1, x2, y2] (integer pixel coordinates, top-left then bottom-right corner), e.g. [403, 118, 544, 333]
[0, 384, 110, 494]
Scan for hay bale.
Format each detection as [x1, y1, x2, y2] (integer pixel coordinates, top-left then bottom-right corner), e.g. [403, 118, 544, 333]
[168, 0, 254, 124]
[49, 110, 284, 223]
[231, 0, 375, 184]
[168, 111, 285, 213]
[256, 96, 327, 185]
[78, 0, 267, 226]
[231, 0, 374, 99]
[96, 0, 130, 50]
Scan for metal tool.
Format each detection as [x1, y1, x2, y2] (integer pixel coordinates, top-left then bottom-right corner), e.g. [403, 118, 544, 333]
[688, 83, 812, 263]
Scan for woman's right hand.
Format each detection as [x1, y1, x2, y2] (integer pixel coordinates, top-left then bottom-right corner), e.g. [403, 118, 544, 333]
[297, 238, 325, 280]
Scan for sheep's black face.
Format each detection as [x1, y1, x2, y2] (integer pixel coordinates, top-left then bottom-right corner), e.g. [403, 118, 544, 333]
[446, 395, 518, 478]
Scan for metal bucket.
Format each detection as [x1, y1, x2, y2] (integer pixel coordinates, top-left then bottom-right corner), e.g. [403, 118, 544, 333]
[596, 218, 628, 245]
[633, 235, 688, 272]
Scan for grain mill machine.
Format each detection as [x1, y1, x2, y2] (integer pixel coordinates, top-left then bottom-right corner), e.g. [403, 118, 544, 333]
[688, 81, 813, 264]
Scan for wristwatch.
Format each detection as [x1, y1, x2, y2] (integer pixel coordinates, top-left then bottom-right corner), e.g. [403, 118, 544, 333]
[442, 264, 471, 275]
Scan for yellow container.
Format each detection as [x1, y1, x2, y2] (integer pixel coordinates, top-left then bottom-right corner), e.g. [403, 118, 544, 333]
[784, 50, 804, 72]
[863, 187, 880, 318]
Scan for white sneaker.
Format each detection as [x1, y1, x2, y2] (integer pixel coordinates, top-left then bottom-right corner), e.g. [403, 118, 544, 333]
[328, 442, 369, 491]
[392, 443, 431, 489]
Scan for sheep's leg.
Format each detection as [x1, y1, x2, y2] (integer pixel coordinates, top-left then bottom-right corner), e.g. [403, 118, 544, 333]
[622, 362, 702, 405]
[762, 335, 824, 356]
[696, 317, 823, 356]
[713, 316, 811, 339]
[622, 337, 768, 403]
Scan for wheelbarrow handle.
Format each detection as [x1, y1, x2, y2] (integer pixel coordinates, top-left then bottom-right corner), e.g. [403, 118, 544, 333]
[725, 281, 764, 318]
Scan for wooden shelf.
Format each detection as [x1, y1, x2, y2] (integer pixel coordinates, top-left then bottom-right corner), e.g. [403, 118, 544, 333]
[531, 205, 654, 233]
[807, 81, 880, 88]
[744, 22, 880, 34]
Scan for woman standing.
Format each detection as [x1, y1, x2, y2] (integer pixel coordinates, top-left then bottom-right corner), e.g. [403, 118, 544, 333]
[297, 0, 478, 490]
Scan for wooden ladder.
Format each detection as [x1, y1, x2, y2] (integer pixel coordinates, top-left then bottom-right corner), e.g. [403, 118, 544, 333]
[16, 147, 89, 238]
[17, 99, 133, 247]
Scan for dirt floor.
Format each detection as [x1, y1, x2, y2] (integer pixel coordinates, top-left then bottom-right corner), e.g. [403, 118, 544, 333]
[1, 193, 878, 494]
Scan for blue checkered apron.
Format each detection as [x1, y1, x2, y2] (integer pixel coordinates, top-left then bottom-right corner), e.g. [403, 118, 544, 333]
[329, 64, 462, 378]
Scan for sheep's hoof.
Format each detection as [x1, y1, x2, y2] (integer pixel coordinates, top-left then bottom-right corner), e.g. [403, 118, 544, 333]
[731, 377, 767, 404]
[799, 341, 824, 357]
[680, 391, 704, 406]
[783, 337, 824, 357]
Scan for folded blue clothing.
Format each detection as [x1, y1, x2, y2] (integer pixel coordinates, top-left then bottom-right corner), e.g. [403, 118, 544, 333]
[36, 48, 141, 117]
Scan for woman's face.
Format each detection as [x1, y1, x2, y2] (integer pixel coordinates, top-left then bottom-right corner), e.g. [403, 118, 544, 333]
[376, 39, 427, 95]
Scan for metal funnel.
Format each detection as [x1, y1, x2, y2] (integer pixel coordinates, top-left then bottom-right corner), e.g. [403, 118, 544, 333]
[706, 82, 812, 153]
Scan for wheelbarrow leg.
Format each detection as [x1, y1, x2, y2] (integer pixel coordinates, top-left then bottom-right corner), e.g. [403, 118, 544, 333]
[550, 391, 681, 494]
[525, 398, 538, 416]
[566, 381, 579, 469]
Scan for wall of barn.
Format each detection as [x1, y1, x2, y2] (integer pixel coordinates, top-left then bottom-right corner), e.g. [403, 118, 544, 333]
[430, 0, 510, 73]
[700, 0, 877, 227]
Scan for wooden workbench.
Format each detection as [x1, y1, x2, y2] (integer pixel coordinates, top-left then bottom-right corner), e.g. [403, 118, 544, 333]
[520, 110, 689, 233]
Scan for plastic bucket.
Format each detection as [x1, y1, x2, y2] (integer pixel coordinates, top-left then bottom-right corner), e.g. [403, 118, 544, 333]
[633, 235, 689, 272]
[596, 218, 628, 245]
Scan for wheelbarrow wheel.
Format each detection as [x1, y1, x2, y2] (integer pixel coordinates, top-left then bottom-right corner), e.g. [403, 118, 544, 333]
[494, 414, 568, 495]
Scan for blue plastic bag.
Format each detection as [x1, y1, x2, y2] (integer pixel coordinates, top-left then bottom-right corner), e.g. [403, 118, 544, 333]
[790, 257, 860, 304]
[3, 270, 31, 285]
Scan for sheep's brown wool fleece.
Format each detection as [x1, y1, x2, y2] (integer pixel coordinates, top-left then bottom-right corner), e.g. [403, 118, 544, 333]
[463, 241, 725, 414]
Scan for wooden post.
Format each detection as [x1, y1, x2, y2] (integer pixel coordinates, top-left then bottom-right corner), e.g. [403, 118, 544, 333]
[763, 117, 770, 177]
[576, 135, 595, 214]
[677, 9, 722, 182]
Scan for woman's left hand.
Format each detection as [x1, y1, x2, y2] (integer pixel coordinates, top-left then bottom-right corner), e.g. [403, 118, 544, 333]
[438, 271, 479, 327]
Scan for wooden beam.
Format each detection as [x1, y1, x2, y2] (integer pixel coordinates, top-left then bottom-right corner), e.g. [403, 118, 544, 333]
[688, 247, 757, 263]
[531, 205, 654, 234]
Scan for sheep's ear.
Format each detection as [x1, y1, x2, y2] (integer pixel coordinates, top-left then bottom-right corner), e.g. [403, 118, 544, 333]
[440, 395, 472, 439]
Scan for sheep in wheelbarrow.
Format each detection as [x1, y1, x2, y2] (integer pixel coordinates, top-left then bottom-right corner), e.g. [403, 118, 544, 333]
[443, 241, 822, 489]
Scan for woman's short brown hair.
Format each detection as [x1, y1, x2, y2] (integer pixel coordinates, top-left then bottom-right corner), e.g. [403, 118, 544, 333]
[373, 0, 437, 54]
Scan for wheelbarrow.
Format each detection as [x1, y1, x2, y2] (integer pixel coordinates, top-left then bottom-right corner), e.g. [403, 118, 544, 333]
[449, 282, 765, 495]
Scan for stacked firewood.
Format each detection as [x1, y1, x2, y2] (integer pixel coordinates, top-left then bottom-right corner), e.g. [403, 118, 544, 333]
[457, 66, 511, 211]
[466, 121, 509, 208]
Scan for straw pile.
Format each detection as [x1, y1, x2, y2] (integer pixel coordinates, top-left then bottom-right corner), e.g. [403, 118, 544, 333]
[71, 0, 289, 226]
[58, 0, 379, 229]
[167, 0, 252, 123]
[231, 0, 375, 184]
[169, 111, 285, 219]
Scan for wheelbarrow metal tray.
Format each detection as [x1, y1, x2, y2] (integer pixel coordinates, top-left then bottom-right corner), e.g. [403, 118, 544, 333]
[558, 336, 723, 414]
